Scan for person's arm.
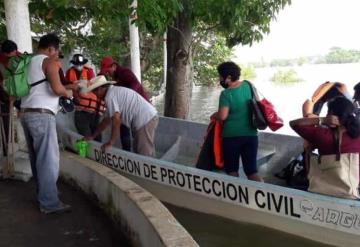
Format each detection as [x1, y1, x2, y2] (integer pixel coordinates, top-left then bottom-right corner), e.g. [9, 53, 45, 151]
[290, 115, 340, 128]
[302, 99, 317, 117]
[211, 91, 229, 121]
[212, 107, 229, 121]
[119, 68, 140, 88]
[84, 116, 111, 141]
[43, 58, 72, 98]
[101, 112, 121, 151]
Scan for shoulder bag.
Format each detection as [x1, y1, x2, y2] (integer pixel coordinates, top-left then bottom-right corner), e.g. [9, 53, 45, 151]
[308, 128, 359, 199]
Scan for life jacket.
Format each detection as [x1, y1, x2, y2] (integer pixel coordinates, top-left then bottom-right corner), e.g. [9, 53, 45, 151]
[66, 67, 105, 114]
[66, 66, 91, 82]
[196, 118, 224, 170]
[76, 91, 105, 114]
[213, 119, 223, 168]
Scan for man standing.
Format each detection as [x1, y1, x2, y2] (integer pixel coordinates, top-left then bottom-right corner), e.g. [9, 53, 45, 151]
[0, 40, 20, 156]
[65, 54, 95, 82]
[66, 54, 104, 140]
[83, 76, 158, 157]
[99, 56, 149, 101]
[21, 33, 73, 214]
[99, 56, 150, 151]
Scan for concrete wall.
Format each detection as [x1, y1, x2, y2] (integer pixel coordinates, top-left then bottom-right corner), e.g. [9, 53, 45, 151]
[60, 151, 198, 247]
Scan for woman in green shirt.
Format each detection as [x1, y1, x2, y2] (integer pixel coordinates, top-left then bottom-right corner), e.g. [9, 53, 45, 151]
[214, 62, 263, 182]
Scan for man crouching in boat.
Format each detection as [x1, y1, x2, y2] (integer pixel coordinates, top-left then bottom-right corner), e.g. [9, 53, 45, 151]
[82, 76, 158, 157]
[212, 61, 263, 182]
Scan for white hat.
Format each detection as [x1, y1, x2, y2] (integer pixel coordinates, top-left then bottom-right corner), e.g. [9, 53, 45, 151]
[80, 75, 116, 93]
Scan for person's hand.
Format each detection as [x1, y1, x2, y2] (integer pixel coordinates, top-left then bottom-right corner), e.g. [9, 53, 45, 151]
[101, 142, 112, 152]
[210, 112, 218, 120]
[323, 115, 340, 127]
[65, 89, 73, 98]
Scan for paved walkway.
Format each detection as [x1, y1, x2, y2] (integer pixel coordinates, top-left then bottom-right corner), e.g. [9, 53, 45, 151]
[0, 178, 130, 247]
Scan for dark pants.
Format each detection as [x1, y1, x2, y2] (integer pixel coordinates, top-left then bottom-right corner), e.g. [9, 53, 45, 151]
[74, 110, 101, 142]
[0, 97, 21, 156]
[120, 124, 131, 151]
[222, 136, 258, 175]
[0, 101, 9, 156]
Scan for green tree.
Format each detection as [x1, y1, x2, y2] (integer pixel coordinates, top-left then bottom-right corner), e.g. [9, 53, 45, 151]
[193, 34, 232, 86]
[164, 0, 291, 118]
[270, 68, 302, 84]
[0, 0, 290, 119]
[324, 47, 360, 64]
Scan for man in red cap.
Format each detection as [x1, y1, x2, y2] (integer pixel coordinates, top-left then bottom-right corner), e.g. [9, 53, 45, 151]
[99, 56, 150, 151]
[100, 56, 149, 102]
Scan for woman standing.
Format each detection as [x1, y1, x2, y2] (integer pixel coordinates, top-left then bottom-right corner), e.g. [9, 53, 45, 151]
[213, 62, 262, 182]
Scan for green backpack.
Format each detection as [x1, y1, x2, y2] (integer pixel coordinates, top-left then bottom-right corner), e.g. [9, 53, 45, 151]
[3, 53, 46, 98]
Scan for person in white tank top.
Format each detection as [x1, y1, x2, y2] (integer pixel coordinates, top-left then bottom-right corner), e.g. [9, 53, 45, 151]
[20, 34, 74, 214]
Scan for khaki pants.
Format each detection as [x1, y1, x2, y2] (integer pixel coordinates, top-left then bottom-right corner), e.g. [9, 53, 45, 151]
[133, 115, 158, 157]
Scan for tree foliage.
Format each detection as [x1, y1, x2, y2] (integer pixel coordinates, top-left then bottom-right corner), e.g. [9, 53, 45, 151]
[193, 34, 232, 86]
[324, 47, 360, 64]
[270, 68, 302, 84]
[0, 0, 290, 94]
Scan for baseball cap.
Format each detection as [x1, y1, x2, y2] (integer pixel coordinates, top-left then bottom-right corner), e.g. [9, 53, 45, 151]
[100, 56, 114, 75]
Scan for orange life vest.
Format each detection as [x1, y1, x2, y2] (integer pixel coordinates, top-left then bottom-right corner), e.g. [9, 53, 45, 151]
[66, 67, 105, 114]
[76, 91, 105, 114]
[212, 119, 224, 169]
[66, 67, 90, 82]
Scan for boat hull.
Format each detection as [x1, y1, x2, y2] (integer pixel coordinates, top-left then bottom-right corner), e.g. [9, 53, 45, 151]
[57, 113, 360, 246]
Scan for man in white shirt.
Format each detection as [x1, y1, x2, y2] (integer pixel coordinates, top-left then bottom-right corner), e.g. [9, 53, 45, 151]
[84, 76, 158, 157]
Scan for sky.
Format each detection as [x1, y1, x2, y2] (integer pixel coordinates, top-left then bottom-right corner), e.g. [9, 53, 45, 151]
[235, 0, 360, 63]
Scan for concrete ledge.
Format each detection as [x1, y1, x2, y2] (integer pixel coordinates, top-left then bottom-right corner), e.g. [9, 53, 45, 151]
[60, 151, 198, 247]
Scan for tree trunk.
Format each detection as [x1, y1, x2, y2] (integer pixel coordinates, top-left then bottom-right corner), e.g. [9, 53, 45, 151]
[128, 0, 141, 82]
[4, 0, 33, 53]
[164, 5, 192, 119]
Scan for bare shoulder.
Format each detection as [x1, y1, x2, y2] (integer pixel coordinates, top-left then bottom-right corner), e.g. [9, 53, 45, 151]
[42, 57, 58, 72]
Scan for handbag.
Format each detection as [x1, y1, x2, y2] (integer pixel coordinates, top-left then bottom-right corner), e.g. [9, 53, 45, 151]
[247, 81, 267, 130]
[247, 81, 283, 131]
[308, 129, 359, 199]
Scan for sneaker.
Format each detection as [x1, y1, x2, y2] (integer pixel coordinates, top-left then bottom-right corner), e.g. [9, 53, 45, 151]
[40, 202, 71, 214]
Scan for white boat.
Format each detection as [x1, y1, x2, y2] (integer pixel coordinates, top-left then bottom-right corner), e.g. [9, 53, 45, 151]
[57, 112, 360, 247]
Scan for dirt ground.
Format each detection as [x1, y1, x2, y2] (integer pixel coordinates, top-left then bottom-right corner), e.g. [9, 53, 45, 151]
[0, 178, 130, 247]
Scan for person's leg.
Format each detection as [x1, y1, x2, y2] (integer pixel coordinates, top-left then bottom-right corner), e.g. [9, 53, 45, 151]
[20, 116, 37, 182]
[74, 111, 92, 137]
[240, 136, 263, 182]
[133, 116, 158, 157]
[222, 137, 241, 177]
[0, 101, 9, 156]
[23, 113, 62, 209]
[120, 124, 131, 151]
[90, 114, 102, 142]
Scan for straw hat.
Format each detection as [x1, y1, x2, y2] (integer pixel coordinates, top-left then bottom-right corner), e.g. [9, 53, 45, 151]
[80, 75, 116, 93]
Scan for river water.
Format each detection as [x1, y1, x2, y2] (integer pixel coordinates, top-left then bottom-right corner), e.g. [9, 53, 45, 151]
[153, 63, 360, 136]
[153, 63, 359, 246]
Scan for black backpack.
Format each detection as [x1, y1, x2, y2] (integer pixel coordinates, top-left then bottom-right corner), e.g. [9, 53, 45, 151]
[275, 153, 309, 191]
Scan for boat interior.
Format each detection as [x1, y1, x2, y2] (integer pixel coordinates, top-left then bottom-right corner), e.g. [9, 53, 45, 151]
[57, 112, 304, 186]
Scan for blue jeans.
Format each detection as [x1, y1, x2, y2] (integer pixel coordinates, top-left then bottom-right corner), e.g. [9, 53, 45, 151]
[21, 112, 60, 209]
